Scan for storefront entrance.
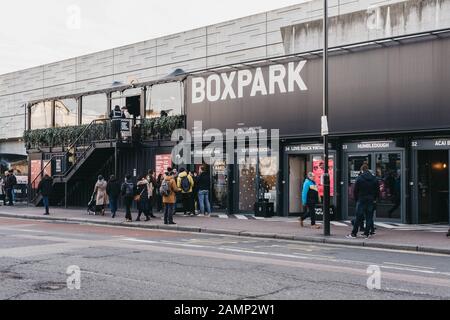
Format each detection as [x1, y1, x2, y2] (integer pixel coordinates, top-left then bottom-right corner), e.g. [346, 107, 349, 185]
[343, 141, 405, 222]
[283, 144, 336, 217]
[236, 153, 279, 214]
[412, 139, 450, 225]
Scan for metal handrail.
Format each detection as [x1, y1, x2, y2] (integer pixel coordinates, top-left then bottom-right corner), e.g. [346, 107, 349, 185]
[29, 119, 115, 203]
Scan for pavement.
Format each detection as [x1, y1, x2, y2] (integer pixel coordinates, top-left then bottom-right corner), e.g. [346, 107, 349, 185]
[0, 204, 449, 255]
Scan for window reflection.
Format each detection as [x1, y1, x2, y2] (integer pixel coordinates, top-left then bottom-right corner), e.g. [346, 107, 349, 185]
[259, 156, 279, 212]
[82, 94, 108, 124]
[146, 82, 182, 118]
[30, 102, 52, 130]
[55, 99, 78, 127]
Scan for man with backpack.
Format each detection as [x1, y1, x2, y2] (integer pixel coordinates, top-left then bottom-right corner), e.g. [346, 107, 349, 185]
[121, 175, 136, 223]
[161, 168, 181, 225]
[177, 168, 195, 216]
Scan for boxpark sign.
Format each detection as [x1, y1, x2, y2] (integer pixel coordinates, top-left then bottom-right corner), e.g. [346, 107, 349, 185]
[191, 61, 308, 104]
[185, 38, 450, 138]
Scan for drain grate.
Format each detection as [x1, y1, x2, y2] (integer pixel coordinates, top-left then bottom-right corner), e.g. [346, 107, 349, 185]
[33, 282, 67, 291]
[0, 271, 23, 280]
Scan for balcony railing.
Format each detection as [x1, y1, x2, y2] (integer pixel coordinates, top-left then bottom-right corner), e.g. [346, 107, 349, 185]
[24, 115, 185, 150]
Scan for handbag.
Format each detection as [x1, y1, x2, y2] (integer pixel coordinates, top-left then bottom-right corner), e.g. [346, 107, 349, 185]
[134, 186, 146, 202]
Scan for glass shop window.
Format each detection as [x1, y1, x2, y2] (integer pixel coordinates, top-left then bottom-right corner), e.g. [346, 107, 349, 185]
[146, 82, 183, 118]
[82, 94, 108, 125]
[30, 101, 53, 130]
[55, 99, 78, 127]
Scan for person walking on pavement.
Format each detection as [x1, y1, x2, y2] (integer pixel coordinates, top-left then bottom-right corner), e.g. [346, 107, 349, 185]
[110, 105, 125, 141]
[177, 168, 195, 216]
[106, 175, 121, 218]
[300, 172, 321, 229]
[0, 174, 6, 206]
[5, 169, 17, 206]
[38, 174, 53, 216]
[94, 175, 109, 216]
[347, 164, 379, 239]
[136, 175, 152, 222]
[121, 175, 136, 223]
[196, 166, 212, 216]
[146, 170, 157, 218]
[161, 168, 181, 225]
[156, 173, 164, 213]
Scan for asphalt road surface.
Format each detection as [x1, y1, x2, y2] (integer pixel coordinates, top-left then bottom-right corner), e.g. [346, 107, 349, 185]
[0, 217, 449, 300]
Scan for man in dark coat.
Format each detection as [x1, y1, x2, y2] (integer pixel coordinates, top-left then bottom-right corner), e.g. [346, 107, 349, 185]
[5, 170, 17, 206]
[347, 164, 379, 239]
[38, 174, 53, 215]
[106, 175, 121, 218]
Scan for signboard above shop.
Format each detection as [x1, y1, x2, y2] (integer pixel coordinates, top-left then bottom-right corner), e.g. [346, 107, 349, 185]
[186, 39, 450, 138]
[411, 139, 450, 149]
[343, 141, 398, 152]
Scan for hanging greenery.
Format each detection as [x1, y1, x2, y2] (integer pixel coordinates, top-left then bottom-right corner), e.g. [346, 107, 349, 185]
[24, 115, 185, 149]
[141, 115, 185, 141]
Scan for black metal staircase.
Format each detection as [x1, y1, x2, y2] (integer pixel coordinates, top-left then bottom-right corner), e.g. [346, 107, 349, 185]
[29, 119, 129, 207]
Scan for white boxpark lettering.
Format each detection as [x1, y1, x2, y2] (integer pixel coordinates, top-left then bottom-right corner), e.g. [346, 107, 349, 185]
[191, 61, 308, 104]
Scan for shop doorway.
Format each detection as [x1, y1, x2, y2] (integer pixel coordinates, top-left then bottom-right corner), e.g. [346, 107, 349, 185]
[417, 150, 449, 224]
[285, 151, 336, 217]
[344, 151, 404, 221]
[288, 155, 307, 215]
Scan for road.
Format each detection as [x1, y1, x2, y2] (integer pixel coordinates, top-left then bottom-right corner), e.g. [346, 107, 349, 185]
[0, 217, 449, 300]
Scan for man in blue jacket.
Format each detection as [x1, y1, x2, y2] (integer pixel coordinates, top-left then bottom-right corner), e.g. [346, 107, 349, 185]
[300, 172, 321, 229]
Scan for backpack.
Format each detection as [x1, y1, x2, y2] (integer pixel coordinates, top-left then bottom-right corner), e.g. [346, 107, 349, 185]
[181, 176, 191, 193]
[124, 182, 135, 197]
[307, 187, 319, 205]
[160, 179, 171, 197]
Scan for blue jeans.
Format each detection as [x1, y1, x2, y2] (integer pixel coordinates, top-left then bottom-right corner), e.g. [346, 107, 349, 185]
[43, 196, 49, 214]
[352, 198, 374, 236]
[109, 197, 118, 217]
[198, 190, 211, 215]
[164, 203, 175, 224]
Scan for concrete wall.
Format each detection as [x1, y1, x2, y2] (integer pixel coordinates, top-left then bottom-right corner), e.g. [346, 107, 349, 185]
[0, 0, 448, 142]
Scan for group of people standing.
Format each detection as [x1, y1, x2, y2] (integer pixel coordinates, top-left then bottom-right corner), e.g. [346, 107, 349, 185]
[0, 170, 18, 207]
[88, 165, 212, 225]
[299, 164, 382, 239]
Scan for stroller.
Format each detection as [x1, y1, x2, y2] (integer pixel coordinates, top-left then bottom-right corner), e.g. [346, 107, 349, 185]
[87, 193, 97, 215]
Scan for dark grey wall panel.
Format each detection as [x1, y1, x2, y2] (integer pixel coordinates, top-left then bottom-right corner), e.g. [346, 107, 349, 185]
[186, 38, 450, 137]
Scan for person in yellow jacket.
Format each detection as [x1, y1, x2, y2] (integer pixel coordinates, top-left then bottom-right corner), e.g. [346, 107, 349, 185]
[177, 168, 195, 216]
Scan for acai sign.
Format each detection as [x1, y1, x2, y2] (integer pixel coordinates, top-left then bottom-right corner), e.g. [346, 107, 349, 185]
[191, 61, 308, 104]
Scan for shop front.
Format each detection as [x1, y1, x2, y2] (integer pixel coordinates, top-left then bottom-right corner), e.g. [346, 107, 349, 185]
[342, 141, 406, 223]
[411, 139, 450, 225]
[282, 143, 337, 218]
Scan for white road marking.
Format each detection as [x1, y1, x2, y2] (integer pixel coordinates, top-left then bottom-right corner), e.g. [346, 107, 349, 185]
[218, 215, 229, 219]
[383, 262, 436, 270]
[235, 215, 248, 220]
[331, 222, 348, 227]
[374, 222, 397, 229]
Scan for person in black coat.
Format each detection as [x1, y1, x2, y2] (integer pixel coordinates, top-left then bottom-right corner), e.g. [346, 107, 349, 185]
[38, 174, 53, 215]
[5, 170, 17, 206]
[196, 166, 212, 216]
[106, 175, 121, 218]
[347, 164, 379, 239]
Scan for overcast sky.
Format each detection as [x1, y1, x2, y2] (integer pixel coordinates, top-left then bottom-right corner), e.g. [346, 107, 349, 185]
[0, 0, 304, 75]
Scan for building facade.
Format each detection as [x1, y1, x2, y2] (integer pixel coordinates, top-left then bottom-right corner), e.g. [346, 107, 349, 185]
[1, 0, 450, 224]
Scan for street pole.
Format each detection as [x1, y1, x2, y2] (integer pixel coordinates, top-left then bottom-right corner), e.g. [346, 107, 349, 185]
[323, 0, 331, 236]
